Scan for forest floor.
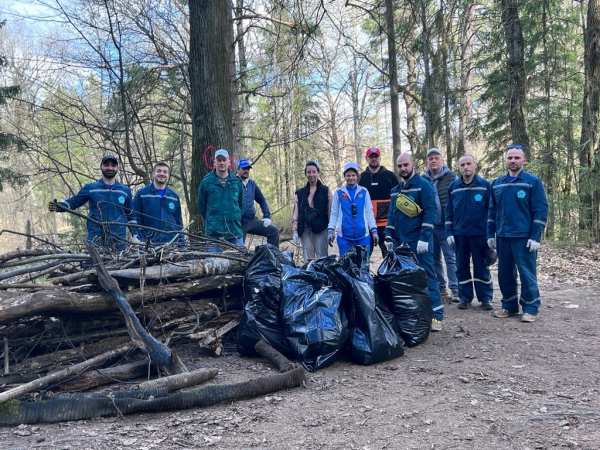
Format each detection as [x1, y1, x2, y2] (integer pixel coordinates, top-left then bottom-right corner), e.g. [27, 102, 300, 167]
[2, 242, 600, 449]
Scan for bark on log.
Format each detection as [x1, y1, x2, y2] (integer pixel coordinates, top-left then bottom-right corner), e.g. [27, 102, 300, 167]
[0, 344, 133, 403]
[58, 360, 149, 392]
[136, 368, 218, 394]
[0, 275, 242, 324]
[108, 257, 245, 281]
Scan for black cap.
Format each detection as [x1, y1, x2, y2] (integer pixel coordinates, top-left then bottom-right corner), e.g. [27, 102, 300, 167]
[101, 152, 119, 164]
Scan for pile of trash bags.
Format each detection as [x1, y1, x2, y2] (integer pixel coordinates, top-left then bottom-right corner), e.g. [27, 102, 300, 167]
[239, 245, 432, 371]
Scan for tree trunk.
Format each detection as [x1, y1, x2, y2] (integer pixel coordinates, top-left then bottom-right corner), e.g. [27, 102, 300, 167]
[457, 1, 475, 157]
[500, 0, 530, 152]
[384, 0, 402, 163]
[189, 1, 235, 230]
[579, 0, 600, 240]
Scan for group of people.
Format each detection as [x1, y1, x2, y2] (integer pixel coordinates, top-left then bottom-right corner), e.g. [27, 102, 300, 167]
[50, 143, 548, 333]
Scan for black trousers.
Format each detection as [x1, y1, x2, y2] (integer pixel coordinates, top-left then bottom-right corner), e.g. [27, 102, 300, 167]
[369, 226, 388, 257]
[243, 218, 280, 246]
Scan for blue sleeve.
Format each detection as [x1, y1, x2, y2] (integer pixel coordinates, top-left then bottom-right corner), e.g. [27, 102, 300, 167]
[62, 184, 90, 210]
[419, 181, 438, 242]
[254, 184, 271, 219]
[445, 186, 455, 237]
[175, 195, 187, 246]
[530, 178, 548, 241]
[132, 190, 143, 238]
[385, 190, 397, 239]
[197, 181, 207, 219]
[124, 188, 137, 235]
[487, 181, 497, 238]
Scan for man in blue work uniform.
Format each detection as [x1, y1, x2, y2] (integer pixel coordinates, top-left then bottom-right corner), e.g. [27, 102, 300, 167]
[197, 149, 244, 247]
[237, 159, 279, 247]
[422, 147, 459, 303]
[384, 153, 443, 331]
[446, 154, 493, 310]
[132, 161, 186, 247]
[48, 152, 136, 251]
[488, 144, 548, 322]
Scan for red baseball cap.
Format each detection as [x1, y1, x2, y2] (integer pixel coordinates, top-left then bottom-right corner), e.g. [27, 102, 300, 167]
[365, 147, 381, 157]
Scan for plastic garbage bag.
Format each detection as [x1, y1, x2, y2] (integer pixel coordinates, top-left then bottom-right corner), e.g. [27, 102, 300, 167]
[375, 247, 432, 347]
[331, 247, 404, 365]
[281, 264, 348, 371]
[238, 245, 291, 356]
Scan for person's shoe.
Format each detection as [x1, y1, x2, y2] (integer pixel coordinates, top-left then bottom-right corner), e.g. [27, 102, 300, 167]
[451, 292, 460, 303]
[521, 313, 537, 323]
[457, 302, 469, 310]
[441, 290, 451, 304]
[493, 308, 519, 318]
[431, 319, 443, 332]
[480, 302, 494, 311]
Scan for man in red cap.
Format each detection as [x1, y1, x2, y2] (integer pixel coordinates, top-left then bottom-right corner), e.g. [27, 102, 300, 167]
[359, 146, 398, 257]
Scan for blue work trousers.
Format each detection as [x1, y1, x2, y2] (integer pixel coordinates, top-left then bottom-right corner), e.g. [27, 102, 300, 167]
[337, 235, 371, 257]
[455, 236, 493, 304]
[497, 237, 541, 315]
[433, 226, 458, 295]
[408, 240, 443, 320]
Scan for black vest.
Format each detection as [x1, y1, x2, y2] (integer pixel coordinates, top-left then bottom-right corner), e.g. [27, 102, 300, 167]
[296, 181, 329, 235]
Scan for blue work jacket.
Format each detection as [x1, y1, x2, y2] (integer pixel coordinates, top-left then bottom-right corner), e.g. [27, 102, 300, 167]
[445, 175, 491, 237]
[328, 184, 376, 240]
[385, 172, 439, 244]
[487, 170, 548, 241]
[60, 179, 134, 248]
[241, 179, 271, 226]
[132, 183, 185, 245]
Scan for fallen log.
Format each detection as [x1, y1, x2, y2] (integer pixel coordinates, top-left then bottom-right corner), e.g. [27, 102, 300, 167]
[88, 244, 172, 370]
[108, 257, 245, 281]
[0, 344, 133, 403]
[58, 360, 149, 392]
[135, 367, 218, 394]
[0, 366, 305, 425]
[190, 318, 240, 356]
[0, 275, 242, 324]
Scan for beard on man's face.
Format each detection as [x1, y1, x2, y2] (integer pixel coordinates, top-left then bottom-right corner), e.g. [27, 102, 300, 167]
[102, 168, 117, 179]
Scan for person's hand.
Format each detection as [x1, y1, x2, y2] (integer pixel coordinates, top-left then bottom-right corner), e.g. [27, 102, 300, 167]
[262, 218, 272, 227]
[371, 231, 379, 247]
[328, 230, 335, 247]
[131, 235, 143, 245]
[384, 237, 394, 252]
[48, 199, 64, 212]
[416, 240, 429, 254]
[446, 235, 455, 247]
[292, 230, 300, 245]
[526, 239, 540, 252]
[487, 238, 496, 250]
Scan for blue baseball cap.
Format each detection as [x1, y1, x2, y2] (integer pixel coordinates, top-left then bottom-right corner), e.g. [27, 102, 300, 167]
[214, 149, 229, 159]
[238, 159, 252, 169]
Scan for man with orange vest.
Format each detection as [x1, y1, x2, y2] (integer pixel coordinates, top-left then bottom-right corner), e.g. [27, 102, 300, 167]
[359, 147, 398, 257]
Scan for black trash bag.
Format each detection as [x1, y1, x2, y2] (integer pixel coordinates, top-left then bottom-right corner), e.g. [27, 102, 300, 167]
[375, 246, 432, 347]
[281, 264, 349, 371]
[238, 245, 291, 356]
[332, 247, 404, 365]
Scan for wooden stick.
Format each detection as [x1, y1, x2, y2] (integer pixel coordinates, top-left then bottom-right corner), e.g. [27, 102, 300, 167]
[0, 344, 132, 403]
[3, 338, 8, 375]
[136, 367, 218, 393]
[58, 360, 149, 392]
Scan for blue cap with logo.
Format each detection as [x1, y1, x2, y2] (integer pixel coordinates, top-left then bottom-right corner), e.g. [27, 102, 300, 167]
[238, 159, 252, 170]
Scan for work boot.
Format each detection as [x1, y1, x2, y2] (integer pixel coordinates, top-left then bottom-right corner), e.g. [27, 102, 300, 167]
[521, 313, 537, 323]
[493, 308, 518, 318]
[480, 302, 493, 311]
[457, 302, 469, 310]
[431, 318, 443, 332]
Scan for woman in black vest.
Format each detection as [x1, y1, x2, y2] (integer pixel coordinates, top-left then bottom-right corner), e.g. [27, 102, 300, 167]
[292, 160, 332, 262]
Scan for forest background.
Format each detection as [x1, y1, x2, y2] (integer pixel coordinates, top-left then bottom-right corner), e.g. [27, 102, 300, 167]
[0, 0, 599, 252]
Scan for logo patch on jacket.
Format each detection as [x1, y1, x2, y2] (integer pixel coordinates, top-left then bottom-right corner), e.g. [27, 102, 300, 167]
[517, 190, 526, 199]
[118, 195, 126, 204]
[474, 193, 483, 202]
[168, 202, 175, 210]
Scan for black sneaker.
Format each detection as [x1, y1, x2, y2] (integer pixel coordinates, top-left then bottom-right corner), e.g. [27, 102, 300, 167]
[451, 293, 460, 303]
[457, 302, 469, 310]
[481, 302, 493, 311]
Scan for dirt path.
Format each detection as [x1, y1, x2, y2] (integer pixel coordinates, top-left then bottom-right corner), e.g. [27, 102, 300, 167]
[2, 247, 599, 449]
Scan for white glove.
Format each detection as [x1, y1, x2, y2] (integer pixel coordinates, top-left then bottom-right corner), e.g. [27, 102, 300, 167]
[526, 239, 540, 252]
[131, 235, 143, 245]
[487, 238, 496, 250]
[262, 218, 272, 227]
[384, 239, 394, 252]
[416, 240, 429, 254]
[292, 231, 300, 245]
[446, 235, 455, 247]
